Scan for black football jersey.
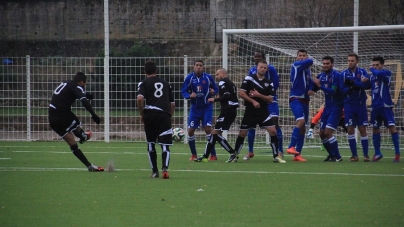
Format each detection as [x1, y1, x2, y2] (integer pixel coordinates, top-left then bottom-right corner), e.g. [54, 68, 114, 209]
[137, 76, 174, 116]
[215, 77, 239, 111]
[240, 75, 275, 114]
[49, 80, 86, 112]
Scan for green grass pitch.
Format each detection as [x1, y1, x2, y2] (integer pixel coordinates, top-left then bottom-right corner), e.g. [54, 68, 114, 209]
[0, 141, 403, 227]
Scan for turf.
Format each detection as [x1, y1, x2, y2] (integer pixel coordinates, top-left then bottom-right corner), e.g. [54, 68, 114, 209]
[0, 141, 403, 227]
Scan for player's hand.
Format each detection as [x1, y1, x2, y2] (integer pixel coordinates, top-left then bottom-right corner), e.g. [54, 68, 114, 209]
[308, 90, 315, 96]
[91, 115, 101, 125]
[208, 98, 214, 103]
[361, 77, 369, 83]
[190, 92, 197, 98]
[249, 89, 260, 98]
[85, 93, 94, 100]
[344, 79, 355, 86]
[252, 100, 260, 108]
[210, 88, 215, 95]
[313, 78, 321, 87]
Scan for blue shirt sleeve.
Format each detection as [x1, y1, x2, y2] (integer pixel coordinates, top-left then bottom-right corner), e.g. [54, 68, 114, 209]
[268, 65, 279, 91]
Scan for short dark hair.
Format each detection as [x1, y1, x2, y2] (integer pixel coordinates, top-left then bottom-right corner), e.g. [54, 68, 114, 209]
[297, 49, 308, 55]
[348, 53, 359, 60]
[257, 60, 268, 65]
[322, 56, 334, 63]
[73, 72, 87, 83]
[194, 60, 204, 65]
[372, 56, 385, 64]
[144, 60, 157, 75]
[255, 51, 266, 59]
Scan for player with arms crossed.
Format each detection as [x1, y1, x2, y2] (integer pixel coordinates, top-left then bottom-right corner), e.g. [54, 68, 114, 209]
[287, 49, 314, 162]
[313, 56, 344, 162]
[137, 60, 175, 179]
[181, 60, 219, 161]
[340, 53, 370, 162]
[194, 68, 239, 162]
[48, 72, 103, 171]
[230, 60, 286, 163]
[368, 56, 400, 162]
[244, 51, 283, 161]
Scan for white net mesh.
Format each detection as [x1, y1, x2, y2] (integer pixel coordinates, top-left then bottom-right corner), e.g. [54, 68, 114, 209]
[224, 26, 404, 149]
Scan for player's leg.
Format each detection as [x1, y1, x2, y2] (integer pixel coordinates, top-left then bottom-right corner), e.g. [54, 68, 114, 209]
[157, 114, 173, 179]
[287, 100, 304, 155]
[202, 107, 217, 160]
[231, 112, 253, 163]
[344, 104, 359, 161]
[293, 102, 308, 161]
[307, 107, 323, 139]
[212, 109, 237, 155]
[357, 104, 369, 161]
[144, 114, 160, 177]
[261, 116, 285, 163]
[384, 108, 400, 162]
[187, 109, 201, 160]
[270, 102, 283, 156]
[324, 106, 343, 162]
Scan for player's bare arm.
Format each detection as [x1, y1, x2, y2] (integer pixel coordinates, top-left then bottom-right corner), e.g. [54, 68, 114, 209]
[136, 95, 145, 122]
[249, 89, 273, 103]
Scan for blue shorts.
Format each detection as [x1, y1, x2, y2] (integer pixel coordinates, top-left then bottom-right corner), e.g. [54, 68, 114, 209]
[344, 103, 368, 127]
[371, 107, 395, 128]
[320, 105, 343, 130]
[289, 99, 309, 123]
[268, 102, 280, 117]
[188, 106, 213, 129]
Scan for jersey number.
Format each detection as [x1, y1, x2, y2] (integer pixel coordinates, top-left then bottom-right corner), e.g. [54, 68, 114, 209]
[154, 82, 164, 98]
[54, 83, 67, 95]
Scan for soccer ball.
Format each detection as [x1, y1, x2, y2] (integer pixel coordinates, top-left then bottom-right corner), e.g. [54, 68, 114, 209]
[172, 128, 185, 142]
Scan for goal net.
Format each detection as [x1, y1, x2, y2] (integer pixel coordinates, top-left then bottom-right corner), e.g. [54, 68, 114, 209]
[222, 25, 404, 149]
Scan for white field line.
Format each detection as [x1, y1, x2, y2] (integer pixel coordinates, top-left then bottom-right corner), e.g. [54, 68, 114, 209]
[4, 150, 398, 159]
[0, 158, 11, 160]
[0, 166, 402, 177]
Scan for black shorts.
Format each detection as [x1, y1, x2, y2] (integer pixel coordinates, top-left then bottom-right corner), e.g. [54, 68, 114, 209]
[239, 110, 274, 130]
[143, 112, 173, 145]
[214, 108, 237, 131]
[48, 110, 81, 137]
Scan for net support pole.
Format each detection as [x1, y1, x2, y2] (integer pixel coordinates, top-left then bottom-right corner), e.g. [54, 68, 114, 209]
[26, 55, 31, 141]
[222, 32, 228, 70]
[104, 0, 110, 142]
[183, 55, 188, 144]
[354, 0, 359, 143]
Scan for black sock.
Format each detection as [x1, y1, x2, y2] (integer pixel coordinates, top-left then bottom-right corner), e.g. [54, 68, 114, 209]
[203, 135, 216, 158]
[70, 144, 91, 167]
[234, 136, 245, 154]
[215, 134, 235, 154]
[161, 145, 170, 169]
[73, 129, 87, 144]
[147, 143, 158, 172]
[270, 135, 279, 158]
[310, 123, 316, 129]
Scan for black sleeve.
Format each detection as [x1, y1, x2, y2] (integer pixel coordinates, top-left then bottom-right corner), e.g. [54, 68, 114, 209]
[81, 99, 97, 116]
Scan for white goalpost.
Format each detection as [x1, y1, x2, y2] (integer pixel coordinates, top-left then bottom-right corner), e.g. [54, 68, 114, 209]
[222, 25, 404, 149]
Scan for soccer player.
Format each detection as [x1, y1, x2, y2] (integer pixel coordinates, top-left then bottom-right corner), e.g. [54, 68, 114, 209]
[137, 60, 175, 179]
[48, 72, 103, 172]
[244, 51, 283, 161]
[368, 56, 400, 162]
[340, 53, 370, 162]
[194, 68, 239, 162]
[181, 60, 219, 161]
[287, 49, 314, 162]
[229, 60, 286, 163]
[312, 56, 344, 162]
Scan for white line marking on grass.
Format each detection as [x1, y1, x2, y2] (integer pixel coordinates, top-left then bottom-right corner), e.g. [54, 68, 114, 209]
[0, 158, 11, 160]
[0, 167, 402, 177]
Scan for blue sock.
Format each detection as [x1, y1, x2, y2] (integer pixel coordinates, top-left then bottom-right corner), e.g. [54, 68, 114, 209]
[277, 127, 283, 152]
[321, 138, 333, 156]
[247, 129, 255, 152]
[361, 136, 369, 156]
[372, 133, 381, 155]
[392, 132, 400, 155]
[188, 135, 197, 155]
[206, 134, 216, 156]
[289, 127, 300, 148]
[348, 134, 357, 156]
[296, 132, 305, 154]
[329, 136, 341, 159]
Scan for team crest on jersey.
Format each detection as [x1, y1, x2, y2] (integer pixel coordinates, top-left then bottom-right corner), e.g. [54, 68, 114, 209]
[202, 80, 206, 84]
[264, 83, 269, 87]
[197, 85, 202, 92]
[375, 81, 379, 87]
[356, 73, 361, 79]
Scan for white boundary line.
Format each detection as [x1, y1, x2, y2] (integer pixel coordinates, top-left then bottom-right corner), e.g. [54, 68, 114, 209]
[0, 167, 402, 177]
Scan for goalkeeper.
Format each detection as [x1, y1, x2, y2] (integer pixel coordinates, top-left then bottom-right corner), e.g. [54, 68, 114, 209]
[307, 104, 347, 139]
